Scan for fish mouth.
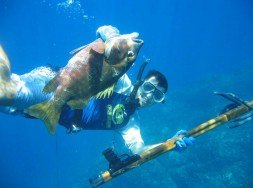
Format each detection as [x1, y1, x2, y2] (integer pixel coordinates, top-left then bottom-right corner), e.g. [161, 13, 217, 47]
[133, 38, 144, 45]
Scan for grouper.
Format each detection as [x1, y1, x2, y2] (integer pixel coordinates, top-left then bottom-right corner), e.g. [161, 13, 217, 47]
[25, 33, 144, 134]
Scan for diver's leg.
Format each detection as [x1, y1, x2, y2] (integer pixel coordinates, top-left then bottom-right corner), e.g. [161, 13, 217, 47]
[0, 67, 55, 116]
[0, 46, 18, 106]
[0, 46, 56, 116]
[15, 66, 56, 109]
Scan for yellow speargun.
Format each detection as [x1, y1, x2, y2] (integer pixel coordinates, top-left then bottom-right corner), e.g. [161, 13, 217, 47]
[89, 92, 253, 187]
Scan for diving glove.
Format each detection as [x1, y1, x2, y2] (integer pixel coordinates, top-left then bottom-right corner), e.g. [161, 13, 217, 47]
[96, 25, 120, 41]
[173, 130, 195, 152]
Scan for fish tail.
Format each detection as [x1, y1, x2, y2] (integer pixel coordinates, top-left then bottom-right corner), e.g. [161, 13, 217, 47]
[25, 100, 61, 134]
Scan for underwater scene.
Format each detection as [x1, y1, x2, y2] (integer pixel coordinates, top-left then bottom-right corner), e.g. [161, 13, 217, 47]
[0, 0, 253, 187]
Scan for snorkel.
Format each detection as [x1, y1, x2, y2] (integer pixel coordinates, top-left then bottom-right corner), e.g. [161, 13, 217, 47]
[125, 58, 149, 109]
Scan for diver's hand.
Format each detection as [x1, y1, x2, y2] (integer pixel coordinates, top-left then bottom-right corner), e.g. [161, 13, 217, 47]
[96, 25, 120, 41]
[173, 130, 195, 152]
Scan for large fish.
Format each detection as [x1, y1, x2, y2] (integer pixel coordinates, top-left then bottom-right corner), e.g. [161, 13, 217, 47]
[26, 33, 143, 134]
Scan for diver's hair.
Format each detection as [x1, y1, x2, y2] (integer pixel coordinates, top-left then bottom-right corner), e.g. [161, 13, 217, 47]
[144, 70, 168, 92]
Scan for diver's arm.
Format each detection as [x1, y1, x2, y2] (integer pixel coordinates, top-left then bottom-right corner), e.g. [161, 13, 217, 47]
[118, 118, 144, 154]
[118, 116, 195, 154]
[96, 25, 120, 41]
[118, 116, 162, 154]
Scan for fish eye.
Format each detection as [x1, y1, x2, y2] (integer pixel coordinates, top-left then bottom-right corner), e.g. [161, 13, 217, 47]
[127, 51, 134, 57]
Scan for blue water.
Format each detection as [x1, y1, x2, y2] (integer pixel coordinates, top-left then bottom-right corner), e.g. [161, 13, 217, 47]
[0, 0, 253, 187]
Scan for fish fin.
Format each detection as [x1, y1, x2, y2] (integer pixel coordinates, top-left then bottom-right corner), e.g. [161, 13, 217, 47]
[94, 84, 115, 99]
[69, 44, 88, 55]
[90, 38, 105, 55]
[67, 99, 89, 109]
[25, 101, 61, 134]
[0, 45, 11, 81]
[43, 75, 59, 93]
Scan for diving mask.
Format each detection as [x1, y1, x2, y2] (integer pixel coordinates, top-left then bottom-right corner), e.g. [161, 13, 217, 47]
[141, 81, 165, 103]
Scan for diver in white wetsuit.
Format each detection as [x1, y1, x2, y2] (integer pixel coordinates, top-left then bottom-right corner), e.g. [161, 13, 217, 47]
[0, 25, 194, 154]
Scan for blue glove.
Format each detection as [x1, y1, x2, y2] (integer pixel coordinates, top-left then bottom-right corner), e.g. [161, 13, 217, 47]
[173, 130, 195, 152]
[96, 25, 120, 41]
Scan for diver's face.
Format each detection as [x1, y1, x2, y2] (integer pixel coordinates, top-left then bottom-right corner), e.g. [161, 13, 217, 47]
[137, 76, 166, 108]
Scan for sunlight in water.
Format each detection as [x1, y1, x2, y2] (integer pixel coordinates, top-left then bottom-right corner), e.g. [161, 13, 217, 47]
[56, 0, 94, 21]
